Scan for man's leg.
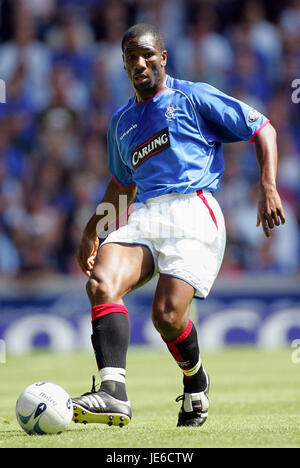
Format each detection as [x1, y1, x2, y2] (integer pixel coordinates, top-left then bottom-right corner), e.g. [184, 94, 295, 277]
[151, 275, 209, 426]
[72, 242, 154, 426]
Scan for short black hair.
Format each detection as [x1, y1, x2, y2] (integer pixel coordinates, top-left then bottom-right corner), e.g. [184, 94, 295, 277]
[121, 23, 165, 52]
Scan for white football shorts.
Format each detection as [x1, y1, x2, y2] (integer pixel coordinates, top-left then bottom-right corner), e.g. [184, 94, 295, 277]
[101, 190, 226, 298]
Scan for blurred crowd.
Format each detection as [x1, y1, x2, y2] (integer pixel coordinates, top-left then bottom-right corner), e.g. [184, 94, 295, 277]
[0, 0, 299, 278]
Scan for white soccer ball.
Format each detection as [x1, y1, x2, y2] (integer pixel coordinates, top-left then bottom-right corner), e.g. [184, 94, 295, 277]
[16, 382, 73, 435]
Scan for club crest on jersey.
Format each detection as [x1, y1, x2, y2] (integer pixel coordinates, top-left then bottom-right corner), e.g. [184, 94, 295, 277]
[131, 127, 170, 169]
[163, 103, 179, 121]
[247, 108, 261, 123]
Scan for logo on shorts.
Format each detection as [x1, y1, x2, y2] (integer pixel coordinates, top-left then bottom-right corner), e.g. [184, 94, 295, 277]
[131, 127, 170, 169]
[247, 108, 261, 123]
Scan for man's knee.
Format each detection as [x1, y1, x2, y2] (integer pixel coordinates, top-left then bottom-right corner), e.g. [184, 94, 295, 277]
[152, 301, 187, 340]
[86, 273, 117, 305]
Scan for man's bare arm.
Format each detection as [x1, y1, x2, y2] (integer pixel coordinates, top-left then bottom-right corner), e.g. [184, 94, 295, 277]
[77, 179, 137, 276]
[253, 123, 285, 238]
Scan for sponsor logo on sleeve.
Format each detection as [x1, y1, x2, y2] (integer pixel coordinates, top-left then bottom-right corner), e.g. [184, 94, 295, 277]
[247, 108, 261, 123]
[131, 127, 170, 169]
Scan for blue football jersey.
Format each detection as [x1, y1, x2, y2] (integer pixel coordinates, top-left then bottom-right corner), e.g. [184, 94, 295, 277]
[107, 75, 269, 203]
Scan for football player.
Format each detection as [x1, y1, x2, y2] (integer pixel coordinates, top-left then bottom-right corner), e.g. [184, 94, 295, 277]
[72, 23, 285, 428]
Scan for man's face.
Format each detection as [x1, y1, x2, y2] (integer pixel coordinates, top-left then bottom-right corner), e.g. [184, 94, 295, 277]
[123, 33, 167, 95]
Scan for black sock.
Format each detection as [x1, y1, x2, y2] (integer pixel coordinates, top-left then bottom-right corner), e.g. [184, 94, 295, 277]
[91, 309, 130, 401]
[163, 320, 207, 393]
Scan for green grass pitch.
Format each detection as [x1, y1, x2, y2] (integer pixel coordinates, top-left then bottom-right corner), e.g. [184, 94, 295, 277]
[0, 347, 299, 448]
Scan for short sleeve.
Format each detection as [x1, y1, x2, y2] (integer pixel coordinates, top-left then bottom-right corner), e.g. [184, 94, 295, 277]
[194, 83, 270, 144]
[107, 118, 136, 189]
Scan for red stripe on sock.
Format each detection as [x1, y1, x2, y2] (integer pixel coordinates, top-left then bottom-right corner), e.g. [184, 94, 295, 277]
[167, 343, 183, 362]
[91, 303, 129, 322]
[164, 320, 193, 346]
[162, 320, 193, 362]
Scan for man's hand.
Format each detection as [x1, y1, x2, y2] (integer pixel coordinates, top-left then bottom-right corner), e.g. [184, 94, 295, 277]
[256, 186, 286, 238]
[76, 234, 99, 277]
